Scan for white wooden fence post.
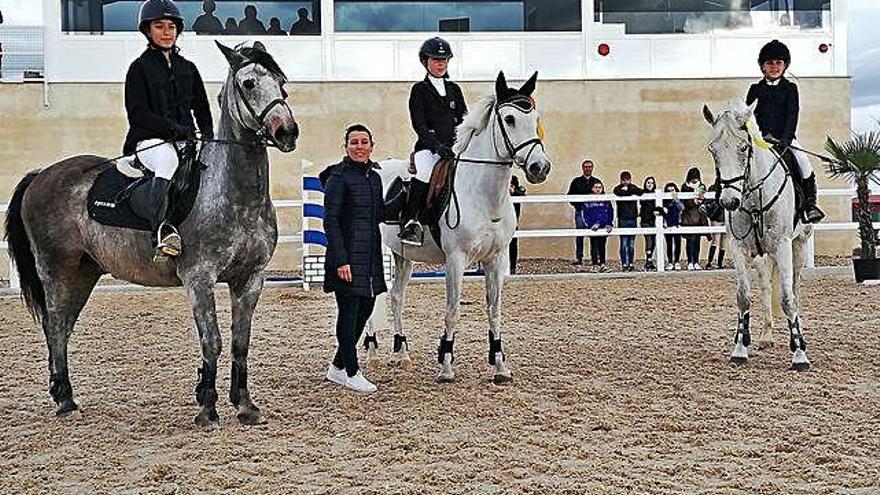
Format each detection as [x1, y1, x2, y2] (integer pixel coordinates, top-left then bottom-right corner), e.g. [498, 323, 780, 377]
[655, 191, 666, 272]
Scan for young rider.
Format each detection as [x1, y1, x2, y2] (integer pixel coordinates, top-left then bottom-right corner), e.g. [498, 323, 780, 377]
[399, 36, 468, 246]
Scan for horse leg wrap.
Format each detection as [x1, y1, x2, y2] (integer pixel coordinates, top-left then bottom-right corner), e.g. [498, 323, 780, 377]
[488, 333, 504, 365]
[393, 334, 408, 353]
[363, 334, 378, 351]
[437, 337, 455, 364]
[229, 362, 247, 406]
[195, 362, 218, 406]
[736, 311, 751, 348]
[48, 373, 72, 404]
[788, 319, 806, 352]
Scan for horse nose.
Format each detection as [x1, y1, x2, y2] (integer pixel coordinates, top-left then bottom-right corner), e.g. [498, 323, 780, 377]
[274, 121, 299, 150]
[528, 163, 542, 177]
[727, 197, 740, 211]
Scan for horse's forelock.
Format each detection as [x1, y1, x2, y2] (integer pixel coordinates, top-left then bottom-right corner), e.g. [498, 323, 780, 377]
[454, 93, 497, 154]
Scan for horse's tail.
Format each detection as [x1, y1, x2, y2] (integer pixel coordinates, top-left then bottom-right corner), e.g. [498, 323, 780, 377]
[4, 170, 46, 322]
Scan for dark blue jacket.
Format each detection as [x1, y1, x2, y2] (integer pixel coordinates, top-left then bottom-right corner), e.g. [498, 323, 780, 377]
[409, 76, 467, 153]
[746, 76, 799, 146]
[662, 198, 684, 227]
[323, 158, 405, 297]
[582, 200, 614, 229]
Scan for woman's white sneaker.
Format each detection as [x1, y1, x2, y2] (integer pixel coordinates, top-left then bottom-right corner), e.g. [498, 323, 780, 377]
[345, 371, 377, 393]
[325, 363, 347, 386]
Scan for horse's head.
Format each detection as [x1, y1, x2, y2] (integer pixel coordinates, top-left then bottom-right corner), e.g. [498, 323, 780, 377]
[703, 101, 758, 211]
[217, 41, 299, 152]
[492, 71, 551, 184]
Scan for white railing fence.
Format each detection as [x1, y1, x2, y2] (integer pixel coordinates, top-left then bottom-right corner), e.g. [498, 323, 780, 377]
[0, 188, 865, 291]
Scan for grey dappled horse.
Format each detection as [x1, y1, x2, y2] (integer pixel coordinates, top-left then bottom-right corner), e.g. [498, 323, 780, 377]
[4, 42, 298, 427]
[370, 72, 551, 383]
[703, 101, 812, 371]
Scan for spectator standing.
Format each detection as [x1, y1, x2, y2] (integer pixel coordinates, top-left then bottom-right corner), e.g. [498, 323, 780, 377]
[582, 181, 614, 272]
[238, 5, 267, 35]
[192, 1, 223, 35]
[661, 182, 684, 270]
[290, 7, 319, 35]
[639, 176, 659, 271]
[613, 170, 642, 272]
[508, 175, 526, 274]
[567, 159, 601, 265]
[704, 180, 726, 269]
[681, 166, 708, 270]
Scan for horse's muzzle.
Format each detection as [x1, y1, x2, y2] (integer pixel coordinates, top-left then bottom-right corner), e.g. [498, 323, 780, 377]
[525, 160, 551, 184]
[723, 197, 741, 211]
[273, 121, 299, 152]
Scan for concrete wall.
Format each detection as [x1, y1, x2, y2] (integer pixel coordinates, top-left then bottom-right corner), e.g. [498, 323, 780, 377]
[0, 77, 853, 278]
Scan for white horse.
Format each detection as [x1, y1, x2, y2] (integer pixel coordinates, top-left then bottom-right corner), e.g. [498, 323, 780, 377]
[703, 101, 812, 371]
[366, 71, 551, 383]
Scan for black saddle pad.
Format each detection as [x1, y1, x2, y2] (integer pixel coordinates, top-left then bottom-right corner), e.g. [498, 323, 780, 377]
[87, 153, 204, 231]
[385, 176, 452, 247]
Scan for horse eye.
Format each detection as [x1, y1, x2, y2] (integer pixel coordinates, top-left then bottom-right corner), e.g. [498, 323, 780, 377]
[504, 115, 515, 126]
[243, 79, 256, 90]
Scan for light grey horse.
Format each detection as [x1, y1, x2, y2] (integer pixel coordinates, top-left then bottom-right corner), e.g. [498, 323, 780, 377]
[367, 72, 551, 383]
[703, 101, 812, 371]
[4, 42, 299, 427]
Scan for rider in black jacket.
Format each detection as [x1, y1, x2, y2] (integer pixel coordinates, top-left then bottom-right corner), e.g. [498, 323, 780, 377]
[124, 0, 214, 259]
[745, 39, 824, 223]
[399, 36, 468, 246]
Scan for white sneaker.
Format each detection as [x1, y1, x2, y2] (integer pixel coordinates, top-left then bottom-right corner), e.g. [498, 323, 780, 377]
[673, 262, 681, 270]
[325, 363, 346, 386]
[694, 263, 702, 271]
[687, 263, 694, 271]
[665, 263, 674, 271]
[344, 371, 377, 393]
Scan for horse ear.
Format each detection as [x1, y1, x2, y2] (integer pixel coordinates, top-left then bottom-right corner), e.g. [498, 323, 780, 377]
[519, 71, 538, 97]
[216, 40, 245, 67]
[253, 41, 267, 52]
[495, 71, 508, 98]
[702, 104, 716, 125]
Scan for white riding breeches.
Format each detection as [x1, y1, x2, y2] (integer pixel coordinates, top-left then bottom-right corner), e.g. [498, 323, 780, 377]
[413, 149, 441, 183]
[136, 139, 183, 180]
[790, 139, 813, 179]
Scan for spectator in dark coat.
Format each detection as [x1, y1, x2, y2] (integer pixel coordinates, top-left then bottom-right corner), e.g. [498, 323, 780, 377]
[323, 124, 406, 393]
[567, 159, 601, 265]
[613, 170, 642, 272]
[680, 166, 708, 270]
[661, 182, 684, 270]
[639, 176, 659, 271]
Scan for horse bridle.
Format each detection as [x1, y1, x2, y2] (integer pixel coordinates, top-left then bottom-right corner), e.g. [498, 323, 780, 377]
[227, 61, 293, 149]
[456, 95, 545, 168]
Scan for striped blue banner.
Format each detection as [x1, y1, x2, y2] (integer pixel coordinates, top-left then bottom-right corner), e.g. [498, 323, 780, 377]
[303, 230, 327, 246]
[303, 203, 325, 219]
[303, 177, 324, 193]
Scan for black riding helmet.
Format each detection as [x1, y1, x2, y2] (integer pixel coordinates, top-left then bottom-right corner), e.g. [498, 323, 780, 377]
[758, 39, 791, 65]
[138, 0, 184, 36]
[419, 37, 453, 64]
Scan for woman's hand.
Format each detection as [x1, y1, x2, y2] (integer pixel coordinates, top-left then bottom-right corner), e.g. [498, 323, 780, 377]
[337, 265, 352, 282]
[605, 226, 613, 233]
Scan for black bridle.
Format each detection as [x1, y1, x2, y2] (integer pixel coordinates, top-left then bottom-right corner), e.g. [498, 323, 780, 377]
[455, 95, 545, 168]
[224, 60, 294, 149]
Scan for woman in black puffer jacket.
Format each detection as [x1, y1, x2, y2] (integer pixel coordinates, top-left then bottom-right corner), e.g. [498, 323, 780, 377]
[322, 124, 406, 393]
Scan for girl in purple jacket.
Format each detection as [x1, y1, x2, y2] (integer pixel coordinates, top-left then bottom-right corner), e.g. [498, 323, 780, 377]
[581, 181, 614, 272]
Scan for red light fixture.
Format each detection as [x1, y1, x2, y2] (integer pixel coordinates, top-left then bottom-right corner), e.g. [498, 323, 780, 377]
[598, 43, 610, 57]
[819, 43, 830, 53]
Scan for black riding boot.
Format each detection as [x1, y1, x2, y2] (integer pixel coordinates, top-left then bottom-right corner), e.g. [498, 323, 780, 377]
[147, 177, 181, 258]
[801, 173, 825, 223]
[399, 179, 429, 246]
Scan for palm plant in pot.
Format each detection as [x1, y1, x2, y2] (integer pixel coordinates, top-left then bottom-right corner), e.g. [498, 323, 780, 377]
[825, 129, 880, 282]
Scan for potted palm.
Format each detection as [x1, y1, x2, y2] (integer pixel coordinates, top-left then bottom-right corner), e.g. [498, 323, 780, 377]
[825, 129, 880, 282]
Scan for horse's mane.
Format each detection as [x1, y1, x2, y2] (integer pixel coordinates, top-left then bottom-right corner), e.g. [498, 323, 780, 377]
[454, 94, 497, 154]
[711, 100, 752, 143]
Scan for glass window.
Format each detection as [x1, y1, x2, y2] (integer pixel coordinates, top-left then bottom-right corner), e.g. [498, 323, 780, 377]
[61, 1, 321, 35]
[335, 0, 581, 32]
[594, 0, 831, 34]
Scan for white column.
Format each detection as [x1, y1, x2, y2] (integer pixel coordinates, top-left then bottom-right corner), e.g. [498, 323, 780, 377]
[655, 191, 666, 272]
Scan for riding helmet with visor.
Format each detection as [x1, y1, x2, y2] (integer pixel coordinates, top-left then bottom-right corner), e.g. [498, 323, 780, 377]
[419, 37, 453, 64]
[758, 39, 790, 65]
[138, 0, 185, 36]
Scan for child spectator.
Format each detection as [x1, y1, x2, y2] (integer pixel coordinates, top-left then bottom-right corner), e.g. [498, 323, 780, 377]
[661, 182, 684, 270]
[582, 180, 614, 272]
[639, 176, 658, 271]
[704, 180, 726, 269]
[681, 166, 708, 270]
[613, 170, 642, 272]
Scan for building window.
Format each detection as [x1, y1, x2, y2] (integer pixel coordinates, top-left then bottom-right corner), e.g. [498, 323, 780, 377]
[334, 0, 581, 32]
[594, 0, 831, 35]
[61, 1, 321, 35]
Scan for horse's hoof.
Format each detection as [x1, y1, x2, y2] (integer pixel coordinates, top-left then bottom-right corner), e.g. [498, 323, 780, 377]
[194, 409, 220, 430]
[729, 356, 748, 366]
[55, 399, 80, 418]
[790, 362, 811, 373]
[436, 373, 456, 383]
[237, 408, 267, 426]
[493, 373, 513, 385]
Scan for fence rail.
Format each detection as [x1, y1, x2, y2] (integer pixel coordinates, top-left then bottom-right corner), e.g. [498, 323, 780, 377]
[0, 189, 866, 290]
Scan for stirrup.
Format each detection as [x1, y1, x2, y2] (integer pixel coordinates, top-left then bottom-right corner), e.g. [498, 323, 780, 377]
[803, 206, 825, 224]
[156, 222, 182, 257]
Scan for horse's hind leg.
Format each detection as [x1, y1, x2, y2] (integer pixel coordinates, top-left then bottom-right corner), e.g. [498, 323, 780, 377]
[183, 275, 222, 428]
[789, 236, 811, 372]
[383, 253, 413, 370]
[483, 253, 512, 384]
[228, 272, 266, 426]
[437, 252, 466, 383]
[728, 248, 752, 365]
[40, 257, 102, 417]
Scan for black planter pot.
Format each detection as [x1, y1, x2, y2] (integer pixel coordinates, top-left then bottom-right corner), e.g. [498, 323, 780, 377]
[853, 258, 880, 283]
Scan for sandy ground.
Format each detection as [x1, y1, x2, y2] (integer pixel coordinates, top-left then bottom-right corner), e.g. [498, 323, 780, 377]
[1, 273, 879, 494]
